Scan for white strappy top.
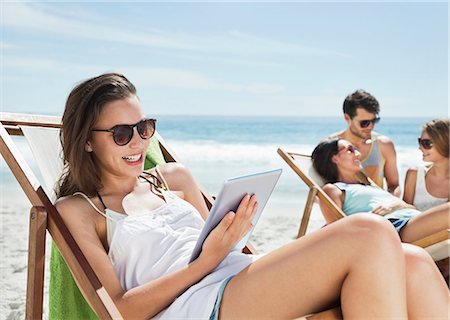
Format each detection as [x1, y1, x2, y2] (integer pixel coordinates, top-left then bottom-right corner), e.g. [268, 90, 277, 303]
[74, 168, 260, 319]
[72, 192, 126, 248]
[413, 166, 448, 211]
[73, 166, 171, 248]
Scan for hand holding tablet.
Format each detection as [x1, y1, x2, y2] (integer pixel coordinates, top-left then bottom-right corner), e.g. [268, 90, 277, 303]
[189, 168, 282, 262]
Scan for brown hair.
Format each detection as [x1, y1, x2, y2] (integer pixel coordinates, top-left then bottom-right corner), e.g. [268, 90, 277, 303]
[423, 118, 449, 158]
[312, 137, 341, 183]
[57, 73, 137, 198]
[343, 89, 380, 118]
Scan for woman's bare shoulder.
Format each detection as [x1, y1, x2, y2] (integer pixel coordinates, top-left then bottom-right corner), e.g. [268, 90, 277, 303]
[55, 194, 98, 222]
[150, 163, 192, 182]
[55, 194, 83, 211]
[155, 162, 187, 174]
[323, 183, 341, 197]
[151, 163, 200, 194]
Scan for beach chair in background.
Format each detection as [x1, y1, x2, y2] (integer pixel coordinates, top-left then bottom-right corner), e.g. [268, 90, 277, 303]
[276, 149, 343, 238]
[277, 147, 450, 264]
[1, 112, 341, 320]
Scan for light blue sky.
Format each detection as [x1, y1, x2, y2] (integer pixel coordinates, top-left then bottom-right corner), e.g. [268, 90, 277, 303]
[2, 1, 448, 117]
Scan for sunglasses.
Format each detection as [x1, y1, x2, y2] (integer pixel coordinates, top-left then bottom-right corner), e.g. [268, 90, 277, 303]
[418, 138, 433, 150]
[92, 118, 156, 146]
[339, 144, 357, 154]
[359, 117, 380, 128]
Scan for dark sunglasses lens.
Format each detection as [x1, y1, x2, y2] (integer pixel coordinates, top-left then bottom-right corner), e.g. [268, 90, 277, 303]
[359, 120, 370, 128]
[113, 125, 133, 146]
[137, 119, 155, 139]
[418, 138, 433, 149]
[348, 145, 356, 153]
[359, 117, 380, 128]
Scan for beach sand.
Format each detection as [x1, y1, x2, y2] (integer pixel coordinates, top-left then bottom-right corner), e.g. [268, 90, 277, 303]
[251, 199, 326, 253]
[0, 181, 325, 319]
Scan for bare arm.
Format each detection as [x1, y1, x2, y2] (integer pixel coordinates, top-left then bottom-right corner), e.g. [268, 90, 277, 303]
[379, 136, 401, 197]
[319, 184, 345, 223]
[402, 168, 417, 205]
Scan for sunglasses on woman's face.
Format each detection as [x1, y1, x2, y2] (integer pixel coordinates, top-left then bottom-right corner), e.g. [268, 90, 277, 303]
[418, 138, 433, 150]
[92, 118, 156, 146]
[359, 117, 380, 128]
[339, 144, 357, 154]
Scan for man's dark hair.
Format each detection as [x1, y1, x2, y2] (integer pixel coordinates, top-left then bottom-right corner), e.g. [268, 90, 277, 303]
[343, 89, 380, 118]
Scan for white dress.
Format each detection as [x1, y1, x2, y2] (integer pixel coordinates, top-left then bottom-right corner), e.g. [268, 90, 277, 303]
[76, 189, 259, 319]
[413, 166, 448, 211]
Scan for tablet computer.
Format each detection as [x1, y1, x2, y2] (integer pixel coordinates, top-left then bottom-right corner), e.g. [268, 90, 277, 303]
[189, 168, 282, 262]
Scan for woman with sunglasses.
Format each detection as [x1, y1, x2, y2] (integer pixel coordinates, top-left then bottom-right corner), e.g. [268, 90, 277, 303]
[403, 119, 449, 211]
[312, 137, 449, 243]
[55, 73, 449, 319]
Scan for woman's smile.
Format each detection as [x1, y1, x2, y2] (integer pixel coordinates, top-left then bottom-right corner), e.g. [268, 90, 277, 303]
[122, 153, 144, 166]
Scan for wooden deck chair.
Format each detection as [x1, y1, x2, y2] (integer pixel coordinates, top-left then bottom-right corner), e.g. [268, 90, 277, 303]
[277, 147, 450, 263]
[0, 112, 222, 319]
[1, 112, 339, 320]
[1, 113, 123, 319]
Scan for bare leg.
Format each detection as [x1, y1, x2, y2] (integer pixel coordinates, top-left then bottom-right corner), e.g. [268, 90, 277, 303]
[400, 202, 450, 243]
[220, 214, 408, 319]
[402, 244, 450, 319]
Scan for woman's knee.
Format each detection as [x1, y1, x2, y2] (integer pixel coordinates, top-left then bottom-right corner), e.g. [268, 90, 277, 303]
[344, 214, 402, 250]
[401, 243, 448, 289]
[403, 243, 436, 274]
[340, 213, 402, 259]
[331, 214, 405, 272]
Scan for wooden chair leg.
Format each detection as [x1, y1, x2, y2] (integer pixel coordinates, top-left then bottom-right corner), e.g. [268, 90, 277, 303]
[297, 187, 318, 238]
[26, 206, 47, 320]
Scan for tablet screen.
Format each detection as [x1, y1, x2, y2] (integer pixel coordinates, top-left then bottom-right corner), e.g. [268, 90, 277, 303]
[189, 168, 282, 262]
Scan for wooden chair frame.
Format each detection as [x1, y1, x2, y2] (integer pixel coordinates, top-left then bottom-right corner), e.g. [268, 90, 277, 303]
[277, 148, 343, 238]
[1, 113, 122, 318]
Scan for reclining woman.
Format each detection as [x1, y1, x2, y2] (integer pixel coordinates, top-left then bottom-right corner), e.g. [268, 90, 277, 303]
[55, 73, 449, 319]
[403, 118, 449, 211]
[311, 137, 449, 244]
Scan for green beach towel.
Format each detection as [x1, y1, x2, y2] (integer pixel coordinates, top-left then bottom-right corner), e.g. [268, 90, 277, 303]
[144, 135, 166, 170]
[49, 137, 166, 319]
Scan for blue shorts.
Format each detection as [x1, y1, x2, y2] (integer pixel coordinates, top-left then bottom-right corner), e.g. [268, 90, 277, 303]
[388, 218, 411, 232]
[209, 276, 234, 320]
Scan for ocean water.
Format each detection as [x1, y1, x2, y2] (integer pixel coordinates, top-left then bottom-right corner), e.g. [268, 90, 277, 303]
[1, 116, 429, 202]
[155, 116, 429, 199]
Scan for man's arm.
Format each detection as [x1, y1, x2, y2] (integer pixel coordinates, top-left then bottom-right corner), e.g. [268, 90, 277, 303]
[379, 136, 401, 197]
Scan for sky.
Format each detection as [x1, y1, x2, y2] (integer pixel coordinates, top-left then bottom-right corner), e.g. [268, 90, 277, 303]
[1, 1, 448, 117]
